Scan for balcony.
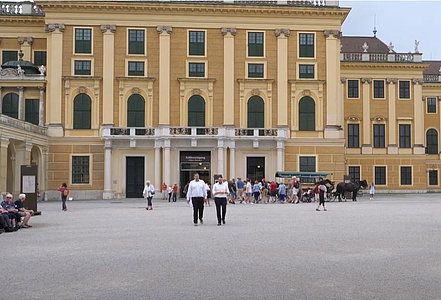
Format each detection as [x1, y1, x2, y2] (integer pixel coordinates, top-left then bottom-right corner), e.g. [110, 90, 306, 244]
[102, 126, 287, 140]
[0, 114, 47, 136]
[341, 52, 423, 63]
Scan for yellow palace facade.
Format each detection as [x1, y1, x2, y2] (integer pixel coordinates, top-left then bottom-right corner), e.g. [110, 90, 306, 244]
[0, 0, 440, 199]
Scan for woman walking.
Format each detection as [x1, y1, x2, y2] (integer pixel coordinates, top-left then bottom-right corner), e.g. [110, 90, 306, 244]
[369, 182, 375, 200]
[143, 180, 155, 210]
[316, 181, 327, 211]
[57, 182, 69, 211]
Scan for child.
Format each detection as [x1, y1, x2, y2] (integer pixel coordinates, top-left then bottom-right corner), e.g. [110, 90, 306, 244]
[369, 182, 375, 200]
[57, 182, 69, 211]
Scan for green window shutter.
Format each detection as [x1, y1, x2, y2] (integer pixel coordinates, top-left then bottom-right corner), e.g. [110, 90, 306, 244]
[426, 129, 438, 154]
[127, 94, 145, 127]
[128, 30, 145, 54]
[74, 60, 91, 75]
[248, 32, 264, 57]
[248, 63, 264, 78]
[188, 95, 205, 127]
[299, 64, 314, 79]
[299, 96, 315, 131]
[2, 93, 19, 119]
[75, 29, 92, 54]
[33, 51, 47, 66]
[25, 99, 39, 125]
[188, 63, 205, 77]
[2, 51, 18, 64]
[73, 94, 91, 129]
[189, 31, 205, 56]
[128, 61, 144, 76]
[299, 33, 314, 58]
[247, 96, 264, 128]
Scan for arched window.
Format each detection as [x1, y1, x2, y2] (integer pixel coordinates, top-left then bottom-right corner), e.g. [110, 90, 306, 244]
[299, 96, 315, 131]
[127, 94, 145, 127]
[188, 95, 205, 126]
[247, 96, 264, 128]
[426, 129, 438, 154]
[73, 94, 91, 129]
[2, 93, 19, 119]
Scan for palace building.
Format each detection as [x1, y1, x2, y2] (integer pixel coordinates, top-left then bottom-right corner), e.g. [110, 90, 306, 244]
[0, 0, 440, 200]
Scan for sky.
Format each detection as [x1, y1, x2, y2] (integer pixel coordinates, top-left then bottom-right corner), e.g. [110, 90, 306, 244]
[340, 1, 441, 60]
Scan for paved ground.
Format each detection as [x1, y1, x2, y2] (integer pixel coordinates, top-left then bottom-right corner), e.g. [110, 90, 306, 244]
[2, 194, 441, 300]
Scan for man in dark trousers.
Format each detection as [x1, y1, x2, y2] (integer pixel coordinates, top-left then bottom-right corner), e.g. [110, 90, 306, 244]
[213, 176, 229, 226]
[186, 173, 207, 226]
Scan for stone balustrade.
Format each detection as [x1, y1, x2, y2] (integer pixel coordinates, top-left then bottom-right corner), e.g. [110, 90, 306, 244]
[341, 52, 423, 63]
[0, 2, 44, 16]
[0, 114, 47, 135]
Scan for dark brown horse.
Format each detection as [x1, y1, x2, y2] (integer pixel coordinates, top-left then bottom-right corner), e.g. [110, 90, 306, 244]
[335, 180, 368, 202]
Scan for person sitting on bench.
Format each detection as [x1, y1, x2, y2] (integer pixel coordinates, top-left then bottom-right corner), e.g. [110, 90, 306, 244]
[14, 194, 33, 228]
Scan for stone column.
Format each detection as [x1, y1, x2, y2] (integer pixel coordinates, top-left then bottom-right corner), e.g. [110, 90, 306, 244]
[0, 87, 3, 114]
[324, 30, 343, 138]
[275, 29, 290, 127]
[38, 87, 45, 126]
[154, 146, 161, 190]
[276, 140, 284, 183]
[17, 86, 24, 120]
[361, 78, 372, 154]
[0, 137, 10, 197]
[44, 24, 65, 137]
[413, 78, 425, 154]
[18, 37, 33, 62]
[386, 78, 398, 154]
[41, 147, 48, 198]
[221, 28, 236, 126]
[217, 139, 224, 177]
[164, 139, 171, 186]
[100, 25, 116, 126]
[157, 26, 172, 126]
[229, 146, 236, 180]
[103, 139, 112, 199]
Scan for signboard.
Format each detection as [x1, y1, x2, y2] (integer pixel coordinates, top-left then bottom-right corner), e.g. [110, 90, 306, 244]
[180, 151, 210, 163]
[20, 165, 38, 212]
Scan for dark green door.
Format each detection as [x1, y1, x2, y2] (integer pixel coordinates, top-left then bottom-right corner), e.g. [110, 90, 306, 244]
[126, 157, 145, 198]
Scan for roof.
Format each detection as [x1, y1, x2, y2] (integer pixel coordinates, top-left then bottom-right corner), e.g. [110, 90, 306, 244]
[275, 171, 333, 178]
[340, 36, 392, 53]
[423, 60, 441, 75]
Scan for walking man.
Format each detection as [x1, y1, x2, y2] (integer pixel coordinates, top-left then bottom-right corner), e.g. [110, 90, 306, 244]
[213, 176, 229, 226]
[186, 173, 207, 226]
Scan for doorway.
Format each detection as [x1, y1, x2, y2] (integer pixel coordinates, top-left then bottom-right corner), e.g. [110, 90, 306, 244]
[126, 156, 145, 198]
[180, 151, 211, 198]
[247, 156, 265, 183]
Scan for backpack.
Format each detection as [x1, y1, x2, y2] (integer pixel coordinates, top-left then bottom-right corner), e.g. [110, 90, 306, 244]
[63, 189, 69, 197]
[294, 181, 300, 189]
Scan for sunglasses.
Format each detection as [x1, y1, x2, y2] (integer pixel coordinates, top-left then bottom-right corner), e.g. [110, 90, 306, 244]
[6, 197, 12, 199]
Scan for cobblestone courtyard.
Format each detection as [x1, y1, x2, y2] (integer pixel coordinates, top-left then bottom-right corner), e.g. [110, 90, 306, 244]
[2, 194, 440, 300]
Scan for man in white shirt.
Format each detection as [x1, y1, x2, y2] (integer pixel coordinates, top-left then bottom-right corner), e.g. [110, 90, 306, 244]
[213, 176, 229, 226]
[186, 173, 207, 226]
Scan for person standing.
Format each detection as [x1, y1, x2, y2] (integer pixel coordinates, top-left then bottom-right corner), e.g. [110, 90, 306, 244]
[186, 173, 207, 226]
[316, 181, 327, 211]
[143, 180, 155, 210]
[252, 180, 260, 204]
[57, 182, 69, 211]
[172, 183, 178, 202]
[369, 182, 375, 200]
[213, 176, 228, 226]
[161, 183, 167, 200]
[167, 185, 173, 202]
[205, 182, 212, 206]
[236, 178, 244, 203]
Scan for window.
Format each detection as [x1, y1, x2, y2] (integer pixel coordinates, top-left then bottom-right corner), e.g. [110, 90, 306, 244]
[375, 166, 386, 185]
[400, 166, 412, 185]
[128, 29, 145, 55]
[347, 124, 359, 148]
[75, 28, 92, 54]
[189, 31, 205, 56]
[188, 62, 205, 77]
[426, 129, 438, 154]
[128, 61, 144, 76]
[248, 63, 264, 78]
[33, 51, 47, 66]
[299, 156, 316, 172]
[298, 96, 315, 131]
[427, 97, 436, 113]
[299, 33, 314, 58]
[373, 124, 385, 148]
[247, 96, 264, 128]
[248, 32, 264, 57]
[188, 95, 205, 127]
[25, 99, 39, 125]
[73, 94, 91, 129]
[348, 166, 360, 182]
[399, 81, 410, 99]
[127, 94, 145, 127]
[299, 64, 314, 79]
[2, 51, 18, 64]
[399, 124, 411, 148]
[373, 80, 384, 98]
[2, 93, 19, 119]
[74, 60, 91, 75]
[72, 156, 90, 184]
[347, 80, 359, 98]
[429, 170, 438, 186]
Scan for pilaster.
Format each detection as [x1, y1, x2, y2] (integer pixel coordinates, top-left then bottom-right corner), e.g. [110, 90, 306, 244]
[44, 24, 65, 137]
[0, 86, 3, 114]
[0, 138, 10, 196]
[413, 78, 425, 154]
[361, 78, 372, 153]
[101, 25, 116, 126]
[275, 29, 290, 127]
[38, 87, 45, 126]
[103, 139, 113, 199]
[229, 145, 236, 180]
[17, 86, 24, 120]
[324, 30, 343, 138]
[387, 78, 398, 154]
[18, 37, 33, 61]
[222, 28, 236, 126]
[276, 140, 285, 177]
[157, 26, 172, 126]
[217, 139, 225, 176]
[154, 144, 161, 191]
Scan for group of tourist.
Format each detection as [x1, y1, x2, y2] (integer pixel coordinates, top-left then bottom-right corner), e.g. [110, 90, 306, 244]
[0, 193, 34, 234]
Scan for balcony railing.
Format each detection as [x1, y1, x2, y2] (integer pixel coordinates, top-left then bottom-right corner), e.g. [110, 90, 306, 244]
[0, 114, 47, 136]
[341, 52, 423, 63]
[153, 0, 338, 6]
[0, 2, 44, 16]
[102, 126, 286, 139]
[424, 74, 441, 83]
